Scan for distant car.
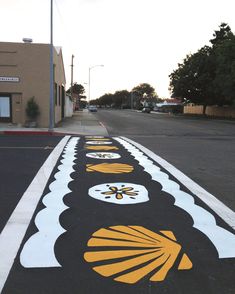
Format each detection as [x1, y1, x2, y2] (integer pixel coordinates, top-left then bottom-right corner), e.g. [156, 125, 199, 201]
[88, 105, 97, 112]
[141, 107, 151, 113]
[153, 106, 160, 112]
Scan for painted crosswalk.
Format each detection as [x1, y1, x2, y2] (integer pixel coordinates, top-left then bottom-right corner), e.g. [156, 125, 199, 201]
[0, 135, 234, 293]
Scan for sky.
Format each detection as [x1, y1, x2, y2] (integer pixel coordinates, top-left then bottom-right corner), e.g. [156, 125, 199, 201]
[1, 0, 235, 100]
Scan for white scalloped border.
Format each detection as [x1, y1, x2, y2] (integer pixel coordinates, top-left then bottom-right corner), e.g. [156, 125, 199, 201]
[115, 137, 235, 258]
[20, 137, 79, 268]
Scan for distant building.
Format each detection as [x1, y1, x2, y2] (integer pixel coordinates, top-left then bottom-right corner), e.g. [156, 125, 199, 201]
[154, 98, 183, 113]
[0, 41, 66, 127]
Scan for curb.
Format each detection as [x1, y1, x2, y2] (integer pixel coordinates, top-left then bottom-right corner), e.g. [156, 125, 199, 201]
[0, 130, 72, 136]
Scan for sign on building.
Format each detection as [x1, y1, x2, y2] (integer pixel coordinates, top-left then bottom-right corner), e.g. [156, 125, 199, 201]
[0, 76, 20, 82]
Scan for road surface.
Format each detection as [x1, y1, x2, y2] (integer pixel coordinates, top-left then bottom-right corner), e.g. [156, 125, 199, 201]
[0, 112, 235, 293]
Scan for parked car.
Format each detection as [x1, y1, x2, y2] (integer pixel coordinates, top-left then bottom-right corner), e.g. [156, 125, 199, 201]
[88, 105, 98, 112]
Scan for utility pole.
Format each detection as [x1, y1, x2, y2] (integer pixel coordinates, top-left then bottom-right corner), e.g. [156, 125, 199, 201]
[70, 54, 74, 110]
[49, 0, 54, 131]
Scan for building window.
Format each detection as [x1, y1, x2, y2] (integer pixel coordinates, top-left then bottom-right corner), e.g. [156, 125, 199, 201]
[0, 95, 11, 122]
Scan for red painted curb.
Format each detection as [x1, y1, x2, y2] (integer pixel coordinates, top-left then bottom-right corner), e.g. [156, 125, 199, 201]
[2, 131, 66, 136]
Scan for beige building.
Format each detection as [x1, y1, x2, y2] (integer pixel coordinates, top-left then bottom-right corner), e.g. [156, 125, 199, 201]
[0, 41, 66, 127]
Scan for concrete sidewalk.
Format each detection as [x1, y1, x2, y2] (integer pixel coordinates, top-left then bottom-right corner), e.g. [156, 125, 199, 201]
[0, 109, 108, 136]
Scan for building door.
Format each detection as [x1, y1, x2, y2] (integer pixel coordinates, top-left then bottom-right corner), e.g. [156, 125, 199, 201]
[0, 95, 11, 122]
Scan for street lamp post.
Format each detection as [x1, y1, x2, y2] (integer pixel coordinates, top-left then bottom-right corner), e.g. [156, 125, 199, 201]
[49, 0, 54, 131]
[88, 65, 104, 104]
[70, 54, 75, 109]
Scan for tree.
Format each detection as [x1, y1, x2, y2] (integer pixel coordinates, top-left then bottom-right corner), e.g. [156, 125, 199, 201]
[66, 83, 86, 110]
[96, 93, 114, 107]
[169, 23, 235, 110]
[169, 46, 216, 109]
[112, 90, 130, 108]
[131, 83, 157, 109]
[66, 83, 86, 96]
[94, 90, 131, 108]
[213, 35, 235, 105]
[210, 23, 234, 46]
[132, 83, 155, 97]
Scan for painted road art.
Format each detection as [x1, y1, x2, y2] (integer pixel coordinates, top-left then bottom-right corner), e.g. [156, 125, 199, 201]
[84, 226, 193, 284]
[1, 136, 235, 294]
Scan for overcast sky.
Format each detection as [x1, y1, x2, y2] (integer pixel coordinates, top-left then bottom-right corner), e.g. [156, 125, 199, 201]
[1, 0, 235, 99]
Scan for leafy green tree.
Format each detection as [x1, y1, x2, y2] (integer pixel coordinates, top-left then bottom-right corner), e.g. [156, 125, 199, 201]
[213, 35, 235, 105]
[132, 83, 155, 97]
[95, 84, 158, 109]
[95, 90, 131, 108]
[66, 83, 86, 96]
[210, 23, 234, 46]
[112, 90, 130, 108]
[67, 83, 86, 110]
[97, 93, 114, 107]
[169, 23, 235, 110]
[169, 46, 216, 109]
[131, 83, 157, 109]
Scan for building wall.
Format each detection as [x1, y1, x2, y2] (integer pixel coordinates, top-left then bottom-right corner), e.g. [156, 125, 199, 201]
[65, 95, 73, 117]
[53, 47, 66, 124]
[0, 42, 66, 127]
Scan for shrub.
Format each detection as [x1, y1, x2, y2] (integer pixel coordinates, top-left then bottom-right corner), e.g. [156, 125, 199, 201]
[26, 97, 40, 120]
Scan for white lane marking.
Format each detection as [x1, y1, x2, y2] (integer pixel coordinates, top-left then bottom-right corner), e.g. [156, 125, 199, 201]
[120, 137, 235, 230]
[20, 137, 79, 268]
[115, 137, 235, 258]
[0, 136, 70, 292]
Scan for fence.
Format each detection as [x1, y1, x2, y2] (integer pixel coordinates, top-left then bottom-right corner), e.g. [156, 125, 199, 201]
[184, 105, 235, 118]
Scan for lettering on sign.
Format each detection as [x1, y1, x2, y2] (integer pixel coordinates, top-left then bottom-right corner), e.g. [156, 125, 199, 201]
[0, 76, 20, 82]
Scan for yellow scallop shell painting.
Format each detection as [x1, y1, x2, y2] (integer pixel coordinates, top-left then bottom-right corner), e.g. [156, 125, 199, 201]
[84, 226, 192, 284]
[86, 163, 134, 174]
[85, 145, 119, 151]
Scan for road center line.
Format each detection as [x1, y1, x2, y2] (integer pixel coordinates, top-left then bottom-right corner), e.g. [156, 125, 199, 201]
[120, 136, 235, 230]
[0, 135, 70, 292]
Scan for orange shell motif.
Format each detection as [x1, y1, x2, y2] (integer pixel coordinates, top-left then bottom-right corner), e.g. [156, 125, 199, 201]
[85, 145, 119, 151]
[84, 225, 192, 284]
[86, 163, 134, 174]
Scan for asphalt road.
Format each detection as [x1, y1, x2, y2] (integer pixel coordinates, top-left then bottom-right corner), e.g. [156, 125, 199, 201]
[0, 135, 62, 233]
[94, 109, 235, 211]
[0, 113, 235, 294]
